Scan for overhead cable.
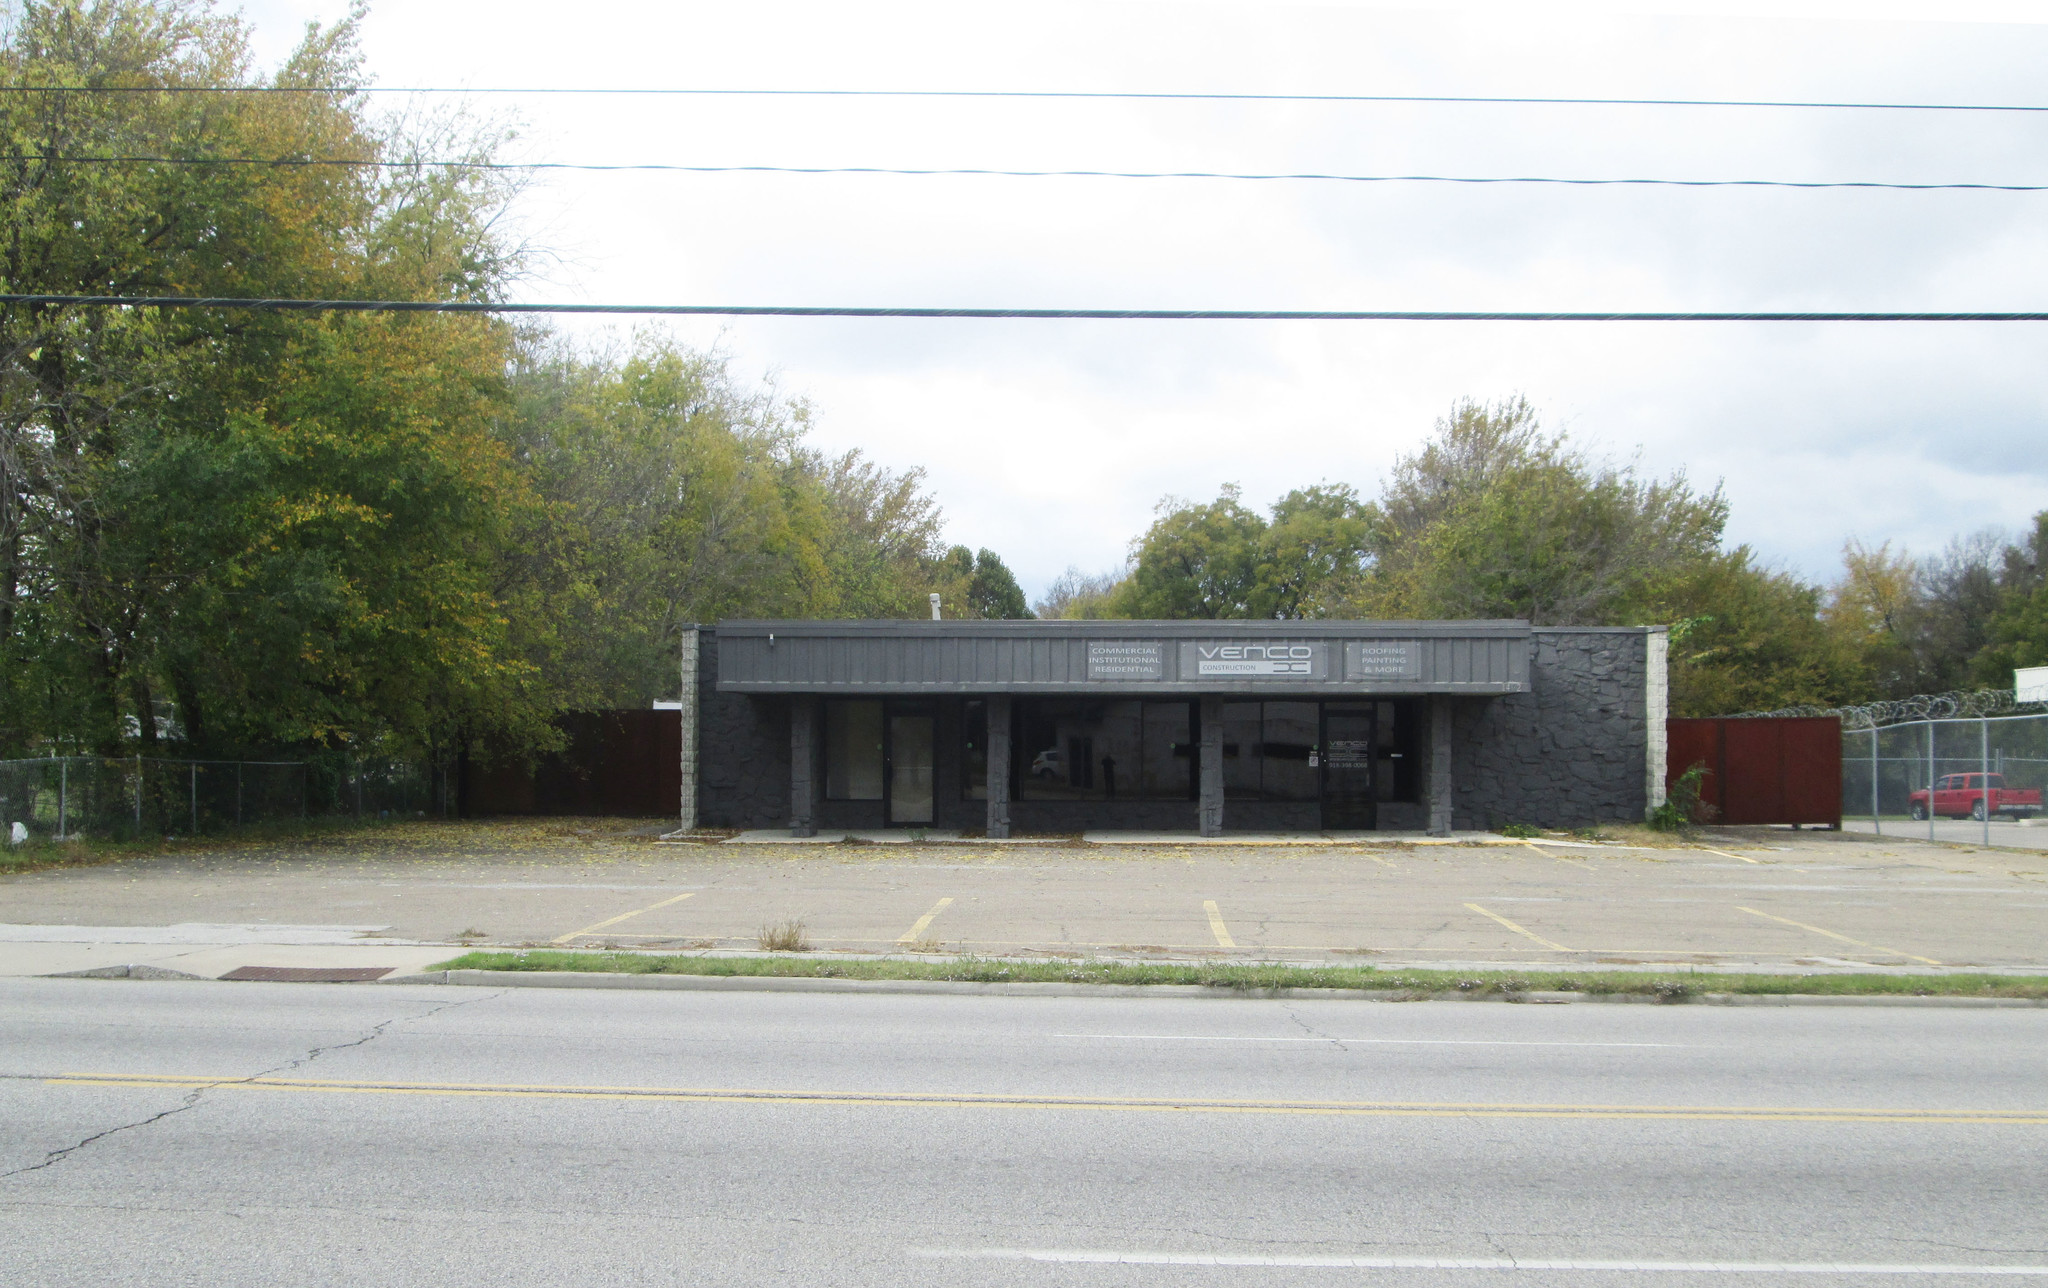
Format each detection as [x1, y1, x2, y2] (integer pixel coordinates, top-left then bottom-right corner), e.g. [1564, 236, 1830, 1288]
[2, 295, 2044, 321]
[5, 156, 2040, 192]
[1, 85, 2045, 113]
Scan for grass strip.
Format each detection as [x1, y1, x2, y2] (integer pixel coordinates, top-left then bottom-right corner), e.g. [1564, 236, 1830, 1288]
[427, 951, 2048, 1000]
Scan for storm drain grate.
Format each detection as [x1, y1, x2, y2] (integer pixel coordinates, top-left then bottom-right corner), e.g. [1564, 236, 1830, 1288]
[219, 966, 394, 983]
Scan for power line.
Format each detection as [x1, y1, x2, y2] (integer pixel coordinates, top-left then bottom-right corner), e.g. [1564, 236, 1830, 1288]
[2, 295, 2043, 321]
[5, 155, 2040, 191]
[1, 85, 2045, 113]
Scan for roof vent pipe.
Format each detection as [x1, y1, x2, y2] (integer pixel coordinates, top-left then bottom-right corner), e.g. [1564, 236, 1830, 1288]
[929, 593, 942, 621]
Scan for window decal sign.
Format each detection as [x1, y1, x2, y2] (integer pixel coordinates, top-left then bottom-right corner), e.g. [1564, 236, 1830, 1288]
[1347, 640, 1424, 681]
[1087, 641, 1165, 680]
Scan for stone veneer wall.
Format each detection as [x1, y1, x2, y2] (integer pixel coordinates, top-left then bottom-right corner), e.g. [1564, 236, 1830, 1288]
[1450, 627, 1653, 831]
[694, 632, 791, 829]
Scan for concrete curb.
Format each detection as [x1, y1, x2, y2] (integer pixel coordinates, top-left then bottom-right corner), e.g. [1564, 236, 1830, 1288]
[379, 970, 2048, 1007]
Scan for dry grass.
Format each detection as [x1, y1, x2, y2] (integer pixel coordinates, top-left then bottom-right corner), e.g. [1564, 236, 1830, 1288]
[756, 919, 812, 952]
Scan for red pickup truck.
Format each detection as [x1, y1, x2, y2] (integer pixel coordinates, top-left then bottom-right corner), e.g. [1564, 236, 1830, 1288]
[1909, 773, 2044, 821]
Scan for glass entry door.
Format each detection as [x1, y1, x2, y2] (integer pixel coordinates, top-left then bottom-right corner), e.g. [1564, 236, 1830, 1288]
[887, 713, 935, 824]
[1321, 706, 1378, 830]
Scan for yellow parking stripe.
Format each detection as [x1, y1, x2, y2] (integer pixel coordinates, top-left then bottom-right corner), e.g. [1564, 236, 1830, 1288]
[1736, 906, 1941, 965]
[1203, 900, 1237, 948]
[1701, 848, 1762, 865]
[897, 897, 954, 944]
[551, 892, 695, 944]
[1465, 902, 1573, 953]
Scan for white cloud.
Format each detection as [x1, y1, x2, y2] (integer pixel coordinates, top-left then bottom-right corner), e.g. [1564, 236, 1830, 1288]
[236, 0, 2048, 594]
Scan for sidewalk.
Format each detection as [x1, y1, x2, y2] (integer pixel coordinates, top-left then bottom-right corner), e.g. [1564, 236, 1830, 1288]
[0, 923, 456, 980]
[1841, 817, 2048, 852]
[719, 829, 1521, 846]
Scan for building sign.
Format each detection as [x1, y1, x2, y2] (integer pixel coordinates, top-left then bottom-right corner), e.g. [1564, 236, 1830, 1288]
[1179, 641, 1329, 679]
[1088, 641, 1165, 681]
[1348, 640, 1423, 682]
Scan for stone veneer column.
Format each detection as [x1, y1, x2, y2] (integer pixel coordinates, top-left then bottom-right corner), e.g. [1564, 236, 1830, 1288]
[986, 696, 1012, 840]
[1644, 627, 1670, 818]
[1199, 695, 1224, 838]
[676, 627, 699, 832]
[1427, 695, 1453, 837]
[789, 697, 817, 837]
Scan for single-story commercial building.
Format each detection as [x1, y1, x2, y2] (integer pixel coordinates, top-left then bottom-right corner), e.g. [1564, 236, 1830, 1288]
[676, 619, 1669, 837]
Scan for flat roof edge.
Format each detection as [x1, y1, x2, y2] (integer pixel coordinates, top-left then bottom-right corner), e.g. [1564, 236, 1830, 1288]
[715, 682, 1531, 695]
[713, 618, 1535, 638]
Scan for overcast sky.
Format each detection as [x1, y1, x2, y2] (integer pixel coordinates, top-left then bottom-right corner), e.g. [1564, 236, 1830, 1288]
[232, 0, 2048, 601]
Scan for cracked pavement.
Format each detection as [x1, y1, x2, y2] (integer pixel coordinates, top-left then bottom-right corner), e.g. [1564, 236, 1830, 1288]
[4, 977, 2046, 1285]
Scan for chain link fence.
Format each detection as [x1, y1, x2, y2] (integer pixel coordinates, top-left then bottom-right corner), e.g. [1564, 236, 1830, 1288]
[0, 755, 452, 843]
[1842, 712, 2048, 844]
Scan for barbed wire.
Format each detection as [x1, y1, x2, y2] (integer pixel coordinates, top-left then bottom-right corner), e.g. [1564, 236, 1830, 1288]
[1731, 689, 2048, 730]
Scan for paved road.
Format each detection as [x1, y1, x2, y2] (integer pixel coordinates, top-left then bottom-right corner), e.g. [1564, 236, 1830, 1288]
[3, 978, 2044, 1285]
[5, 822, 2048, 974]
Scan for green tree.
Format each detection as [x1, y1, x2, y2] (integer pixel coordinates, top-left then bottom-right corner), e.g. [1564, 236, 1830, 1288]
[1360, 398, 1727, 625]
[936, 545, 1031, 618]
[1974, 511, 2048, 681]
[1111, 486, 1269, 618]
[0, 1, 544, 760]
[1111, 483, 1369, 620]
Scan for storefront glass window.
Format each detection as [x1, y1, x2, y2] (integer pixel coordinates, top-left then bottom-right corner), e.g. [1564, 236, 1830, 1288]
[1221, 702, 1262, 800]
[1017, 700, 1190, 801]
[824, 699, 883, 800]
[1141, 702, 1192, 798]
[1262, 701, 1320, 801]
[961, 700, 987, 801]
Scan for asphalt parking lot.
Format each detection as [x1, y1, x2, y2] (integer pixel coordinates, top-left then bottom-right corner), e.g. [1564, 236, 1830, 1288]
[4, 820, 2046, 974]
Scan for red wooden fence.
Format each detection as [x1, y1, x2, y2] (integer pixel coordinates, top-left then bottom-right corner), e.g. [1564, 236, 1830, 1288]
[1666, 717, 1842, 828]
[461, 710, 680, 817]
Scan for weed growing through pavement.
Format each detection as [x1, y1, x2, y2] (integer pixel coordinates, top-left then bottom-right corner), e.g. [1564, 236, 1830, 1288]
[1499, 823, 1540, 839]
[757, 919, 812, 952]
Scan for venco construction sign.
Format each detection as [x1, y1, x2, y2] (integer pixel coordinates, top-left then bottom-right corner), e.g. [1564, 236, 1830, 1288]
[1180, 641, 1330, 679]
[1078, 639, 1432, 684]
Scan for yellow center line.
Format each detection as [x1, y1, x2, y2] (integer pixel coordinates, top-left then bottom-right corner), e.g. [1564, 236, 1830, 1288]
[1700, 847, 1763, 865]
[897, 897, 954, 944]
[39, 1074, 2046, 1124]
[1464, 902, 1574, 953]
[551, 892, 696, 944]
[1736, 906, 1942, 965]
[1203, 900, 1237, 948]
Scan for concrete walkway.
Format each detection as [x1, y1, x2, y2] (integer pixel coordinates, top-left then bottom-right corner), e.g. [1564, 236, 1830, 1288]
[722, 828, 1518, 846]
[0, 923, 457, 980]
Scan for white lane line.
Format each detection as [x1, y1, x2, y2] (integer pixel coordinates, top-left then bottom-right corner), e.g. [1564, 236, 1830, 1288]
[913, 1249, 2048, 1273]
[1049, 1035, 1693, 1048]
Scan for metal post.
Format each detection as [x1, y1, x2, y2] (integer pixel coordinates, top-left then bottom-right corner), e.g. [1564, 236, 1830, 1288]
[134, 754, 143, 836]
[788, 697, 817, 837]
[1927, 720, 1936, 842]
[236, 762, 244, 828]
[58, 759, 67, 841]
[986, 696, 1012, 841]
[1869, 727, 1879, 835]
[1198, 696, 1224, 838]
[1982, 717, 1992, 846]
[190, 763, 197, 835]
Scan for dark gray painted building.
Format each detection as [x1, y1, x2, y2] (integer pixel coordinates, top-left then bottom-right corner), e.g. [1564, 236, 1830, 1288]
[677, 619, 1669, 837]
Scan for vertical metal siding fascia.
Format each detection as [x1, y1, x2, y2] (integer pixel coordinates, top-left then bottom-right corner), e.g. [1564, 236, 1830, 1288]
[1510, 635, 1531, 689]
